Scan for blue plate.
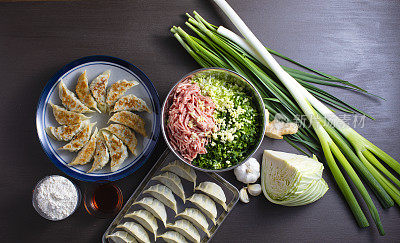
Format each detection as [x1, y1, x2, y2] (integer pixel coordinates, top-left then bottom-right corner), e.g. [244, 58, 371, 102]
[36, 55, 161, 182]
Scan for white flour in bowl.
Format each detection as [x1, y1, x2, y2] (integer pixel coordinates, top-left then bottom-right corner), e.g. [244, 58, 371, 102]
[34, 175, 79, 220]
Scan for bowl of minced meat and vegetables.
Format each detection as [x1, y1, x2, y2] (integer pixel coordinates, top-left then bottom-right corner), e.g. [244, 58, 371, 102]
[162, 68, 266, 172]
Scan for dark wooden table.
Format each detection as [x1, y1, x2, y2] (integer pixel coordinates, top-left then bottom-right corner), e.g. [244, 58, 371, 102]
[1, 0, 399, 242]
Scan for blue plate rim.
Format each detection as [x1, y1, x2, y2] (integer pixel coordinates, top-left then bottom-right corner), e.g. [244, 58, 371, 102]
[36, 55, 161, 182]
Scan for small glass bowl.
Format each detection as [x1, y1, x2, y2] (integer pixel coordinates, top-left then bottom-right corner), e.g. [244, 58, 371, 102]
[32, 175, 81, 221]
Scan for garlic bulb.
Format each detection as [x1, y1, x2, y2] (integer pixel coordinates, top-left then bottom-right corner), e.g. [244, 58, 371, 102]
[234, 158, 260, 184]
[247, 184, 262, 196]
[239, 187, 249, 203]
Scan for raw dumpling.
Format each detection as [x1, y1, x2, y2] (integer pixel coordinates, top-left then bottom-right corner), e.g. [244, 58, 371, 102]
[106, 231, 137, 243]
[161, 160, 197, 187]
[187, 194, 217, 224]
[195, 182, 227, 211]
[59, 121, 95, 152]
[158, 231, 188, 243]
[69, 127, 98, 166]
[76, 70, 100, 112]
[102, 131, 128, 172]
[133, 197, 167, 226]
[102, 124, 138, 156]
[90, 70, 110, 112]
[49, 102, 89, 125]
[175, 208, 210, 237]
[116, 222, 150, 243]
[46, 122, 85, 141]
[167, 219, 200, 243]
[58, 80, 91, 113]
[109, 111, 147, 137]
[113, 94, 150, 113]
[125, 210, 158, 241]
[88, 132, 109, 173]
[143, 184, 177, 213]
[106, 79, 139, 107]
[152, 172, 185, 203]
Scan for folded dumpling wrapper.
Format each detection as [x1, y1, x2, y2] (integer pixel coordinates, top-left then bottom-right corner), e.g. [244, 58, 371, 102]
[161, 160, 197, 188]
[102, 124, 138, 156]
[195, 182, 227, 211]
[113, 94, 150, 113]
[88, 132, 110, 173]
[167, 219, 200, 243]
[90, 70, 110, 113]
[187, 193, 217, 225]
[116, 221, 150, 243]
[133, 197, 167, 227]
[59, 121, 95, 152]
[76, 71, 100, 112]
[49, 103, 90, 125]
[58, 80, 91, 113]
[158, 231, 188, 243]
[152, 172, 185, 203]
[143, 184, 178, 213]
[175, 208, 210, 237]
[125, 210, 158, 241]
[69, 127, 98, 166]
[109, 111, 147, 137]
[102, 131, 128, 172]
[46, 122, 85, 141]
[106, 79, 139, 107]
[106, 231, 138, 243]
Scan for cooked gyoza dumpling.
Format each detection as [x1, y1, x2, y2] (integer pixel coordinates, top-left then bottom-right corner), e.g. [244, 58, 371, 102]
[143, 184, 177, 213]
[116, 221, 150, 243]
[89, 70, 110, 112]
[76, 70, 100, 112]
[88, 132, 109, 173]
[102, 131, 128, 172]
[125, 210, 158, 241]
[49, 102, 89, 125]
[106, 231, 137, 243]
[152, 172, 185, 203]
[195, 182, 227, 211]
[161, 160, 197, 187]
[158, 231, 188, 243]
[58, 80, 91, 113]
[175, 208, 210, 237]
[167, 219, 200, 243]
[109, 111, 147, 137]
[59, 121, 95, 152]
[113, 94, 150, 113]
[187, 194, 217, 224]
[46, 122, 85, 141]
[102, 124, 138, 156]
[106, 79, 139, 107]
[69, 127, 98, 166]
[133, 197, 167, 226]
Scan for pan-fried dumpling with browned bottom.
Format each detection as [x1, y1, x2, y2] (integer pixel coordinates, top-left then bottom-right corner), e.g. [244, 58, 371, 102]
[58, 80, 92, 113]
[158, 231, 188, 243]
[143, 184, 177, 213]
[102, 124, 138, 156]
[88, 132, 109, 173]
[109, 111, 147, 137]
[175, 208, 210, 237]
[106, 231, 137, 243]
[166, 219, 200, 243]
[161, 160, 197, 187]
[76, 71, 100, 112]
[59, 121, 95, 152]
[187, 194, 217, 225]
[195, 182, 227, 211]
[46, 122, 85, 141]
[69, 128, 98, 166]
[106, 79, 139, 108]
[102, 131, 128, 172]
[49, 103, 89, 125]
[152, 172, 185, 203]
[133, 197, 167, 226]
[116, 221, 150, 243]
[124, 210, 158, 241]
[89, 70, 110, 112]
[113, 94, 150, 113]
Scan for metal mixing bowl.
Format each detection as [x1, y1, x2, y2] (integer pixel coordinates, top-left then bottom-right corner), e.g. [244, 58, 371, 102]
[161, 68, 266, 172]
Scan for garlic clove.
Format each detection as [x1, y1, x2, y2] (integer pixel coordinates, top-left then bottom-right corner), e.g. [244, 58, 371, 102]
[248, 184, 262, 196]
[239, 187, 249, 203]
